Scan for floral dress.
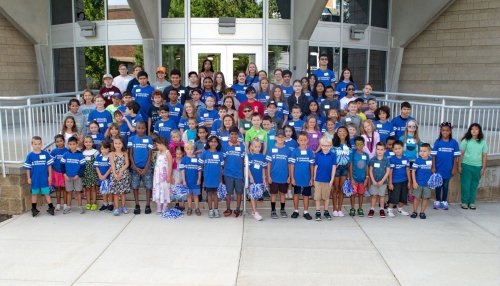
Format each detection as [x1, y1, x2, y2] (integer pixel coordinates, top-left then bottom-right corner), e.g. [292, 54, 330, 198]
[110, 153, 131, 195]
[82, 149, 99, 187]
[152, 151, 171, 204]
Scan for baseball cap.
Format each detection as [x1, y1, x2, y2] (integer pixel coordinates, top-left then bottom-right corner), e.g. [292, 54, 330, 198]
[267, 101, 277, 107]
[102, 73, 113, 79]
[111, 92, 122, 99]
[276, 129, 286, 137]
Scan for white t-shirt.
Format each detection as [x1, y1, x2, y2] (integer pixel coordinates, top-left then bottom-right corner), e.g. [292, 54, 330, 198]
[112, 75, 134, 93]
[340, 96, 356, 111]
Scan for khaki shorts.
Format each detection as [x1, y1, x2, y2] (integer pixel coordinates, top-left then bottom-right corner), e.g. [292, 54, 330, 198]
[369, 184, 387, 196]
[65, 177, 83, 192]
[413, 186, 431, 199]
[314, 181, 331, 201]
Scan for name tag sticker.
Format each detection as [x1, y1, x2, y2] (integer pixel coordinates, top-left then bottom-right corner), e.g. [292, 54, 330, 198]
[175, 108, 180, 111]
[289, 122, 294, 126]
[159, 123, 164, 127]
[213, 154, 219, 159]
[374, 162, 380, 168]
[235, 147, 241, 151]
[272, 148, 278, 153]
[312, 134, 318, 138]
[91, 134, 97, 139]
[390, 152, 395, 156]
[179, 90, 185, 94]
[258, 135, 264, 140]
[324, 72, 329, 76]
[346, 118, 352, 122]
[203, 113, 209, 117]
[103, 157, 108, 161]
[301, 150, 307, 155]
[402, 160, 408, 164]
[277, 102, 283, 107]
[191, 158, 198, 163]
[325, 105, 330, 109]
[39, 155, 46, 159]
[254, 164, 260, 169]
[426, 160, 432, 166]
[244, 124, 250, 128]
[222, 136, 228, 141]
[85, 157, 91, 161]
[376, 124, 382, 128]
[99, 123, 104, 128]
[362, 155, 367, 160]
[135, 89, 141, 92]
[269, 135, 275, 140]
[142, 139, 149, 143]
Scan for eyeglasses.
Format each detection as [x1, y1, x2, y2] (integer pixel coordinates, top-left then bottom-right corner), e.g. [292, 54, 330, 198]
[321, 145, 332, 147]
[355, 142, 364, 146]
[243, 110, 252, 113]
[347, 88, 354, 91]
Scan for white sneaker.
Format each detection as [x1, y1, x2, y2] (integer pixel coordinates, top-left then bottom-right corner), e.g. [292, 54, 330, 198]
[442, 201, 449, 210]
[55, 204, 61, 211]
[398, 208, 409, 216]
[387, 209, 395, 217]
[433, 201, 440, 209]
[337, 211, 345, 217]
[285, 190, 293, 199]
[253, 212, 263, 221]
[332, 210, 339, 217]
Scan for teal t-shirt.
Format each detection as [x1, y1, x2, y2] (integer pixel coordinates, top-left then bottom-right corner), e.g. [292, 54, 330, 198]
[460, 139, 488, 167]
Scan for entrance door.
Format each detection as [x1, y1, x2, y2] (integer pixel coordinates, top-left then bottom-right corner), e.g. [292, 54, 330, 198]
[191, 45, 262, 85]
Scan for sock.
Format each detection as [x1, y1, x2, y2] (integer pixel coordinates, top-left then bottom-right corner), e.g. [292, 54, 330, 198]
[280, 203, 285, 210]
[316, 210, 321, 213]
[271, 202, 276, 211]
[63, 204, 68, 208]
[294, 209, 299, 213]
[371, 207, 375, 210]
[32, 203, 36, 210]
[48, 203, 54, 208]
[303, 211, 308, 214]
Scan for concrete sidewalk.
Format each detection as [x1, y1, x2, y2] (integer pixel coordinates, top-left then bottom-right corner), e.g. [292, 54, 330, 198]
[0, 202, 498, 286]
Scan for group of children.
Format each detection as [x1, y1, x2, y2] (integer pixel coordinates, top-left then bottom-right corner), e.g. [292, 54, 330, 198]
[24, 62, 488, 221]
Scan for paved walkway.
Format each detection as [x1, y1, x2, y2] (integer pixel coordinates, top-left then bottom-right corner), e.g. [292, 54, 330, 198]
[0, 202, 498, 286]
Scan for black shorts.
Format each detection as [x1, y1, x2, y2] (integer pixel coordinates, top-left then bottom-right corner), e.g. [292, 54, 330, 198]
[389, 181, 408, 205]
[269, 182, 288, 194]
[205, 187, 217, 193]
[293, 185, 312, 196]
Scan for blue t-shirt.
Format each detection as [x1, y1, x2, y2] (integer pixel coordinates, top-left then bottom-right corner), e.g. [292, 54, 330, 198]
[245, 75, 259, 86]
[93, 154, 110, 181]
[431, 138, 460, 179]
[266, 129, 276, 150]
[350, 151, 369, 183]
[211, 119, 222, 136]
[87, 109, 113, 134]
[374, 120, 395, 144]
[389, 155, 410, 183]
[89, 133, 105, 149]
[50, 147, 68, 173]
[166, 102, 183, 126]
[335, 81, 357, 100]
[400, 134, 420, 161]
[369, 156, 390, 183]
[281, 84, 293, 98]
[178, 117, 189, 130]
[179, 156, 201, 189]
[126, 114, 145, 137]
[232, 84, 248, 103]
[289, 148, 315, 187]
[201, 150, 225, 188]
[333, 143, 351, 166]
[266, 145, 291, 184]
[154, 119, 177, 142]
[61, 151, 85, 177]
[132, 85, 154, 119]
[256, 92, 269, 104]
[269, 101, 289, 121]
[23, 151, 54, 189]
[314, 151, 337, 182]
[248, 153, 267, 184]
[412, 156, 433, 186]
[385, 150, 395, 159]
[284, 138, 297, 152]
[391, 115, 415, 139]
[118, 121, 130, 146]
[287, 119, 305, 133]
[198, 108, 219, 133]
[314, 68, 335, 88]
[127, 135, 153, 168]
[223, 142, 245, 179]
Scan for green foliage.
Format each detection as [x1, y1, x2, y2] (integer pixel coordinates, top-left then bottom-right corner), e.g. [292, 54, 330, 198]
[84, 46, 105, 89]
[189, 0, 263, 18]
[167, 0, 185, 17]
[134, 45, 144, 68]
[83, 0, 104, 21]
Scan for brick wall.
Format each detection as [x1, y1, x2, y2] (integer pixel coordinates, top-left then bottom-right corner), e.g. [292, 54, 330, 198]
[0, 13, 39, 96]
[399, 0, 500, 97]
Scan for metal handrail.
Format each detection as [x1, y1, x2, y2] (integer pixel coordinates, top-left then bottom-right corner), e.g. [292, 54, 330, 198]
[373, 91, 500, 102]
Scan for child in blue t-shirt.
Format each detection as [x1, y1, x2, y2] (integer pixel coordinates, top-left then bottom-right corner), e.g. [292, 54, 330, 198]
[201, 135, 224, 218]
[131, 71, 154, 120]
[165, 88, 183, 127]
[180, 142, 202, 216]
[198, 96, 219, 134]
[88, 121, 105, 149]
[400, 119, 421, 163]
[289, 132, 315, 220]
[50, 134, 68, 212]
[283, 125, 298, 151]
[388, 140, 411, 217]
[24, 136, 55, 217]
[124, 101, 144, 137]
[411, 143, 433, 219]
[287, 105, 305, 133]
[368, 142, 391, 218]
[233, 71, 248, 103]
[374, 105, 395, 144]
[313, 136, 337, 221]
[391, 101, 414, 139]
[113, 110, 130, 146]
[266, 129, 292, 219]
[154, 106, 177, 143]
[222, 127, 246, 217]
[94, 141, 112, 212]
[248, 139, 267, 221]
[61, 136, 86, 214]
[127, 121, 153, 215]
[349, 136, 370, 217]
[431, 122, 460, 210]
[87, 95, 113, 134]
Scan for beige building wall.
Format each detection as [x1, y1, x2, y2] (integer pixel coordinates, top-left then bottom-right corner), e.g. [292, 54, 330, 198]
[399, 0, 500, 97]
[0, 13, 39, 96]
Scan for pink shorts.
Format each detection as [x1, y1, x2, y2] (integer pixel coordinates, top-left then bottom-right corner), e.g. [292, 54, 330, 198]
[52, 171, 65, 187]
[352, 182, 366, 195]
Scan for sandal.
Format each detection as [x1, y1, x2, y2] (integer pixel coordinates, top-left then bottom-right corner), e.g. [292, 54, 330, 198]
[186, 208, 193, 216]
[234, 209, 241, 217]
[223, 209, 232, 217]
[410, 212, 418, 218]
[419, 212, 426, 219]
[195, 208, 202, 216]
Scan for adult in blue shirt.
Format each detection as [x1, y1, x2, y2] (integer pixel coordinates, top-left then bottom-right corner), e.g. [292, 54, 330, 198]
[131, 71, 154, 120]
[313, 54, 336, 88]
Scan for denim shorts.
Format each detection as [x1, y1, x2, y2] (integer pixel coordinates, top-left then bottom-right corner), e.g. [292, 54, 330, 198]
[131, 168, 153, 190]
[335, 165, 349, 177]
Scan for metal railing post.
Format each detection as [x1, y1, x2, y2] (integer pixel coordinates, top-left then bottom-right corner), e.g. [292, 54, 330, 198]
[440, 99, 446, 124]
[0, 111, 5, 177]
[468, 100, 474, 127]
[27, 98, 33, 138]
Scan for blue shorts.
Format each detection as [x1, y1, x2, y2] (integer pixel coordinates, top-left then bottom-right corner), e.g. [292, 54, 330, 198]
[187, 186, 201, 196]
[31, 187, 50, 195]
[335, 165, 349, 177]
[131, 168, 153, 190]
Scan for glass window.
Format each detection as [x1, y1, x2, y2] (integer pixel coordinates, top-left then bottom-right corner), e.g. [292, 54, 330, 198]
[51, 0, 73, 24]
[53, 48, 75, 92]
[341, 48, 367, 86]
[190, 0, 263, 18]
[371, 0, 388, 28]
[320, 0, 341, 22]
[369, 50, 386, 91]
[233, 53, 256, 83]
[107, 0, 134, 20]
[343, 0, 369, 25]
[75, 0, 105, 22]
[109, 45, 142, 77]
[162, 45, 185, 82]
[161, 0, 185, 18]
[307, 46, 340, 80]
[269, 0, 291, 19]
[76, 46, 106, 90]
[268, 45, 290, 81]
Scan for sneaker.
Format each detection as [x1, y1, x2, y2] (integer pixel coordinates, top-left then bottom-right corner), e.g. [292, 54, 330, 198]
[442, 201, 449, 210]
[271, 210, 278, 219]
[419, 212, 427, 219]
[349, 208, 356, 216]
[214, 209, 221, 218]
[63, 207, 71, 214]
[208, 209, 215, 218]
[433, 201, 440, 209]
[461, 204, 468, 209]
[186, 208, 193, 216]
[47, 206, 55, 216]
[357, 208, 364, 217]
[113, 209, 120, 216]
[398, 208, 409, 216]
[324, 211, 332, 220]
[253, 212, 263, 221]
[145, 206, 152, 214]
[90, 204, 97, 211]
[223, 209, 233, 217]
[315, 212, 322, 221]
[195, 208, 202, 216]
[234, 209, 241, 218]
[55, 204, 61, 211]
[303, 213, 312, 220]
[379, 209, 386, 218]
[291, 211, 299, 219]
[134, 205, 141, 215]
[79, 207, 85, 214]
[280, 209, 288, 218]
[332, 210, 339, 217]
[99, 205, 108, 211]
[85, 203, 91, 210]
[368, 209, 375, 218]
[410, 212, 418, 218]
[387, 208, 395, 217]
[337, 211, 345, 217]
[107, 204, 114, 212]
[469, 204, 476, 210]
[31, 208, 40, 217]
[121, 207, 129, 214]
